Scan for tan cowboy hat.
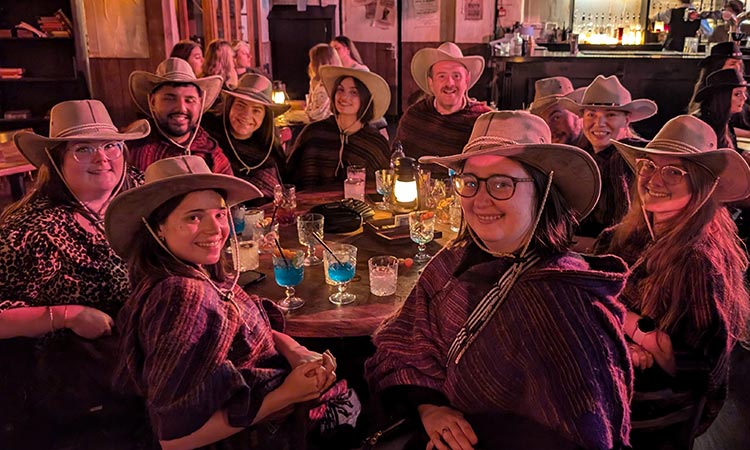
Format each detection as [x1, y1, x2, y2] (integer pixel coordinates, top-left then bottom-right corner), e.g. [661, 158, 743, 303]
[410, 42, 485, 96]
[105, 155, 262, 259]
[129, 57, 223, 116]
[559, 75, 657, 122]
[223, 73, 291, 116]
[420, 110, 601, 220]
[529, 77, 586, 114]
[13, 100, 150, 168]
[319, 66, 391, 120]
[613, 115, 750, 203]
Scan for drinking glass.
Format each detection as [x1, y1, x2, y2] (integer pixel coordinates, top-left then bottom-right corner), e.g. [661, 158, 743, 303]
[273, 184, 296, 226]
[368, 255, 398, 296]
[347, 165, 366, 183]
[296, 213, 324, 266]
[242, 209, 264, 239]
[374, 169, 394, 210]
[323, 243, 357, 305]
[255, 218, 280, 254]
[409, 210, 435, 263]
[343, 177, 365, 201]
[272, 250, 305, 310]
[237, 240, 259, 271]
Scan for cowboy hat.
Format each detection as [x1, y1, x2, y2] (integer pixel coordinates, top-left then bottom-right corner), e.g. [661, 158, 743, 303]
[410, 42, 485, 96]
[559, 75, 657, 122]
[699, 41, 743, 67]
[694, 68, 749, 102]
[613, 115, 750, 203]
[129, 57, 223, 116]
[529, 77, 586, 114]
[105, 155, 262, 259]
[13, 100, 150, 168]
[420, 110, 601, 220]
[319, 66, 391, 121]
[223, 73, 291, 116]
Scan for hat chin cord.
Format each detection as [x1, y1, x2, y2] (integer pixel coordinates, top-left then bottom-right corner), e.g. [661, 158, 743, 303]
[148, 90, 206, 155]
[140, 203, 241, 302]
[334, 96, 374, 176]
[639, 176, 720, 242]
[44, 146, 127, 233]
[469, 170, 554, 261]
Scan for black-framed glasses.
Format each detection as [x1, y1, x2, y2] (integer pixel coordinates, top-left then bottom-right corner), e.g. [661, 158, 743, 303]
[635, 158, 688, 185]
[70, 141, 124, 163]
[453, 173, 534, 201]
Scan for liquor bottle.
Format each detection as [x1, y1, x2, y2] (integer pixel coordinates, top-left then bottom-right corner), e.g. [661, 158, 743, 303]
[390, 141, 405, 169]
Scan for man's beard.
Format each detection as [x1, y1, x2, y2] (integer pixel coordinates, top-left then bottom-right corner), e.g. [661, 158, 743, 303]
[156, 113, 197, 142]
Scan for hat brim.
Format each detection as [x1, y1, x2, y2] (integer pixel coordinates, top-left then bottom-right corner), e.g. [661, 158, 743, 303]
[222, 88, 291, 116]
[129, 71, 223, 116]
[699, 54, 743, 67]
[612, 139, 750, 203]
[529, 87, 586, 114]
[105, 173, 262, 259]
[694, 81, 749, 102]
[13, 119, 151, 168]
[420, 143, 601, 220]
[410, 48, 485, 96]
[558, 97, 658, 122]
[319, 66, 391, 120]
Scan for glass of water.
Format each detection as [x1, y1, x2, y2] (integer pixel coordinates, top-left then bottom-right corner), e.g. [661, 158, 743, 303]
[368, 255, 398, 296]
[296, 213, 324, 266]
[409, 210, 435, 264]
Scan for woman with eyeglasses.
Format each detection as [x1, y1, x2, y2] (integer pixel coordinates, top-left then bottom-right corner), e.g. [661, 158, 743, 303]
[366, 111, 632, 450]
[0, 100, 152, 447]
[595, 115, 750, 449]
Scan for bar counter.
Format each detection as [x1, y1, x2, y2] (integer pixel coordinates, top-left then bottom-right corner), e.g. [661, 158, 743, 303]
[491, 50, 746, 138]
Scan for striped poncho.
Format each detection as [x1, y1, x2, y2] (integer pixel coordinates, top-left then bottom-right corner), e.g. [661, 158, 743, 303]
[365, 241, 633, 450]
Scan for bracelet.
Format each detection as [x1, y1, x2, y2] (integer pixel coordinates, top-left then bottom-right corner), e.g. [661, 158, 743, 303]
[47, 306, 55, 333]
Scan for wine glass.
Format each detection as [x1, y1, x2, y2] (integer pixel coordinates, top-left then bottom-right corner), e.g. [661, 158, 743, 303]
[323, 244, 357, 305]
[409, 210, 435, 264]
[272, 250, 305, 310]
[374, 169, 394, 210]
[296, 213, 324, 266]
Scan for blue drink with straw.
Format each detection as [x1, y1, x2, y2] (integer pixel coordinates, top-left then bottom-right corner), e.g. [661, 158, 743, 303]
[272, 245, 305, 310]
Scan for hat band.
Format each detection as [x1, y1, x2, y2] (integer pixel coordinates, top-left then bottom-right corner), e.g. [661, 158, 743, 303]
[158, 70, 197, 81]
[583, 102, 621, 107]
[234, 87, 271, 101]
[464, 136, 521, 152]
[645, 138, 704, 155]
[55, 122, 119, 138]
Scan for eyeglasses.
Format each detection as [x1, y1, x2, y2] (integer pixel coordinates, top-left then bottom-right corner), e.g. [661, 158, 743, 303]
[635, 158, 688, 185]
[453, 173, 534, 201]
[70, 141, 124, 163]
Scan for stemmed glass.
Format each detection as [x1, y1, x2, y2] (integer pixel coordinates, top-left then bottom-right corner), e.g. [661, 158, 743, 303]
[296, 213, 324, 266]
[323, 244, 357, 305]
[374, 169, 394, 210]
[409, 210, 435, 264]
[272, 250, 305, 310]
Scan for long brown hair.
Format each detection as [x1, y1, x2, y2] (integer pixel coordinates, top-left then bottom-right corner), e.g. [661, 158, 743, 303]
[307, 43, 341, 82]
[607, 158, 749, 339]
[203, 39, 238, 88]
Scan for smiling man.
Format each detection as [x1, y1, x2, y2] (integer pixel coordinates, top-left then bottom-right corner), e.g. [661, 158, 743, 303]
[396, 42, 491, 169]
[126, 58, 234, 175]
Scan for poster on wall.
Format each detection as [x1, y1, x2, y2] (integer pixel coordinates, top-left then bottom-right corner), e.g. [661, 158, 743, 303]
[343, 0, 396, 43]
[465, 0, 483, 21]
[374, 0, 396, 29]
[414, 0, 438, 15]
[83, 0, 148, 58]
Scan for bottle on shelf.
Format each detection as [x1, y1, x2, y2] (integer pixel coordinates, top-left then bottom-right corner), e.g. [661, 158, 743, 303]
[511, 32, 523, 56]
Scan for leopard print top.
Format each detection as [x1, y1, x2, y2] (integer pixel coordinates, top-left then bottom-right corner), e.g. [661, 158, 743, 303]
[0, 169, 143, 318]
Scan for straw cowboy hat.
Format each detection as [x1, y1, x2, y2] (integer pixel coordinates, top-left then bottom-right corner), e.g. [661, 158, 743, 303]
[319, 66, 391, 120]
[14, 99, 150, 168]
[223, 73, 291, 116]
[613, 115, 750, 203]
[559, 75, 657, 122]
[529, 76, 586, 114]
[699, 41, 743, 67]
[105, 155, 262, 259]
[410, 42, 485, 96]
[420, 110, 601, 220]
[129, 57, 223, 116]
[694, 68, 749, 102]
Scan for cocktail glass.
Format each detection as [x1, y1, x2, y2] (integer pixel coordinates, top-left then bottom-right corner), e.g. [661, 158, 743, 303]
[374, 169, 394, 210]
[272, 250, 305, 310]
[409, 210, 435, 263]
[323, 243, 357, 305]
[296, 213, 324, 266]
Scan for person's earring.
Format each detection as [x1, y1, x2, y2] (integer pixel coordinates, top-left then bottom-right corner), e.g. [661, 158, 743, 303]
[157, 234, 166, 242]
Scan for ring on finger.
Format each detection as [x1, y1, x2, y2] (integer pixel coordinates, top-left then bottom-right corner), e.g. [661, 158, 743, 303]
[441, 427, 450, 435]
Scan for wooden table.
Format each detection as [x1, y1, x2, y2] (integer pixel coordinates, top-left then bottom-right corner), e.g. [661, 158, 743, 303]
[0, 129, 35, 201]
[244, 189, 456, 338]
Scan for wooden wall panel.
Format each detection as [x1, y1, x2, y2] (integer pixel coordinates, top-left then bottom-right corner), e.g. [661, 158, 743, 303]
[356, 42, 398, 116]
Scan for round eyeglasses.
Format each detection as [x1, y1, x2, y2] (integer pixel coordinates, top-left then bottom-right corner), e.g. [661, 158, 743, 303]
[70, 141, 124, 164]
[635, 158, 688, 185]
[453, 173, 534, 201]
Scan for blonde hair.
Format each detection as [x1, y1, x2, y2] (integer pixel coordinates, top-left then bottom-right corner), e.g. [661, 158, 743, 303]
[307, 43, 342, 82]
[203, 39, 238, 88]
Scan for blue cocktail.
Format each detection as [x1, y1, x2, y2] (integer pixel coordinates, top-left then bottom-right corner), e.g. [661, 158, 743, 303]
[323, 244, 357, 305]
[273, 250, 305, 310]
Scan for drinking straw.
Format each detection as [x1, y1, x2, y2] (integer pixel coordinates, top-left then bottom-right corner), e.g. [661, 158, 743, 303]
[310, 233, 343, 265]
[269, 205, 279, 226]
[274, 238, 290, 268]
